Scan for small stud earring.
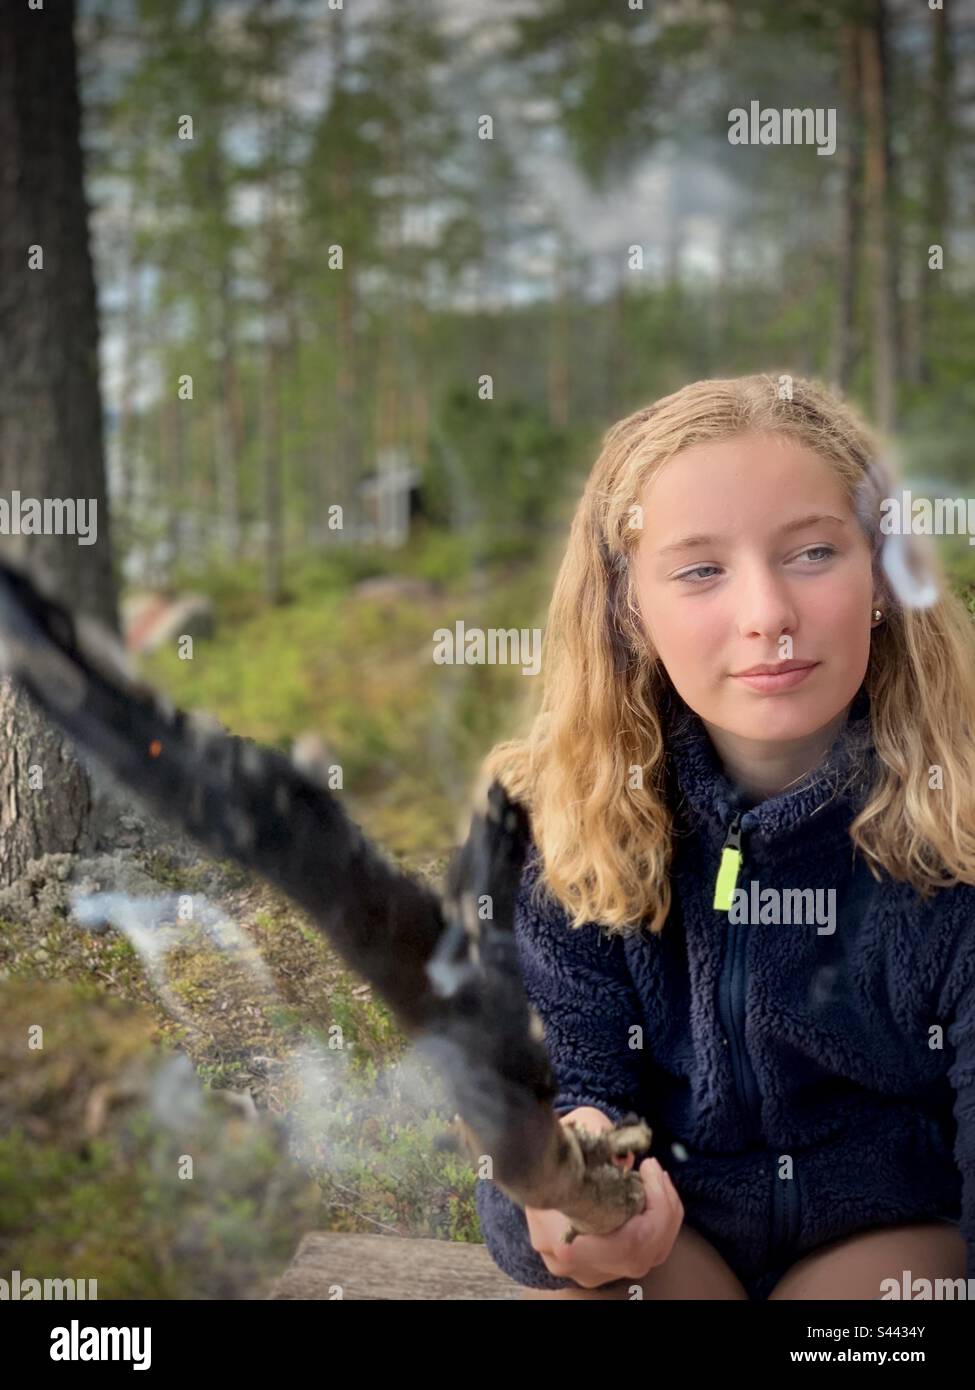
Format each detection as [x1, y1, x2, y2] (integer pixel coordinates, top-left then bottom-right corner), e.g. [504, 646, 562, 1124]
[872, 609, 883, 623]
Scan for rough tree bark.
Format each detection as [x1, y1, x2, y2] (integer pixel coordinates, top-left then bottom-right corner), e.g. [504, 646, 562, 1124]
[0, 0, 119, 886]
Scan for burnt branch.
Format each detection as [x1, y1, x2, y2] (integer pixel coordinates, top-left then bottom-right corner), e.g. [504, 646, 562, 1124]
[0, 558, 650, 1239]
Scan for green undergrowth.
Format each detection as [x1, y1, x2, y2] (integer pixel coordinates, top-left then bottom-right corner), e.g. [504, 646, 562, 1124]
[142, 525, 553, 857]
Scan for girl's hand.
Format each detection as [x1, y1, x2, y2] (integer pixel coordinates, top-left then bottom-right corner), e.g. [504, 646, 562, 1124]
[525, 1107, 684, 1289]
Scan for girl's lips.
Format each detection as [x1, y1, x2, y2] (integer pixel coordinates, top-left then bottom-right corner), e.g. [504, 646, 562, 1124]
[732, 663, 819, 693]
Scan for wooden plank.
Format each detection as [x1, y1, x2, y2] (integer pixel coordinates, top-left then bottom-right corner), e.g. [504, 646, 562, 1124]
[269, 1232, 522, 1300]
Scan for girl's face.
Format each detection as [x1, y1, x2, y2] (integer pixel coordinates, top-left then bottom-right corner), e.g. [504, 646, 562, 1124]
[631, 431, 880, 745]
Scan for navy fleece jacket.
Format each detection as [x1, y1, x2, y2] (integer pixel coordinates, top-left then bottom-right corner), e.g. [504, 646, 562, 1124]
[475, 687, 975, 1290]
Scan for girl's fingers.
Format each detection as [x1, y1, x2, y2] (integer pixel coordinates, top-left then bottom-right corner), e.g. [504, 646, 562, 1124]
[655, 1163, 681, 1212]
[657, 1167, 684, 1227]
[641, 1158, 680, 1213]
[637, 1158, 661, 1209]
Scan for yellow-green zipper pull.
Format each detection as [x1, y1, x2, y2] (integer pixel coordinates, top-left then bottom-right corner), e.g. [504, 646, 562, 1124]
[713, 812, 743, 912]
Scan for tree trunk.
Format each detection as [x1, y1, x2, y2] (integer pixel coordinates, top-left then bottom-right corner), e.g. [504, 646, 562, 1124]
[215, 256, 244, 560]
[261, 178, 284, 603]
[115, 175, 140, 520]
[262, 323, 284, 605]
[608, 261, 628, 420]
[318, 3, 361, 546]
[375, 110, 404, 474]
[0, 0, 118, 884]
[859, 0, 897, 432]
[831, 18, 862, 392]
[914, 3, 951, 386]
[548, 237, 571, 432]
[166, 392, 187, 577]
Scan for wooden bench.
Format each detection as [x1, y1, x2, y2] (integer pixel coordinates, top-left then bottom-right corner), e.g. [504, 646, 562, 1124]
[269, 1232, 522, 1300]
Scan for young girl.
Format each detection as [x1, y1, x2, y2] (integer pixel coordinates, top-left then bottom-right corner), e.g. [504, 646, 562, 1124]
[474, 373, 975, 1300]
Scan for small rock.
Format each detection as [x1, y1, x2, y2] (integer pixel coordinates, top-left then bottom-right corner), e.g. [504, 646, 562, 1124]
[210, 1088, 259, 1121]
[352, 575, 437, 605]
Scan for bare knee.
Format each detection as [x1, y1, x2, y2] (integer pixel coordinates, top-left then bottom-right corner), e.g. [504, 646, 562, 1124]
[768, 1222, 966, 1300]
[636, 1223, 750, 1299]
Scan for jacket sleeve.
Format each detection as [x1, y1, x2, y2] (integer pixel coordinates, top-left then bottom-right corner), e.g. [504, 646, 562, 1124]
[475, 851, 650, 1289]
[942, 913, 975, 1281]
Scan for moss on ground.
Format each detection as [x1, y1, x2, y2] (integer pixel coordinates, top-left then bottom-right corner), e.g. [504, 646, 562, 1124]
[0, 978, 320, 1298]
[0, 838, 483, 1297]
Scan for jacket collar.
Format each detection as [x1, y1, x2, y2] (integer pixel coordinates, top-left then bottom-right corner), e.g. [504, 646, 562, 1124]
[662, 682, 876, 842]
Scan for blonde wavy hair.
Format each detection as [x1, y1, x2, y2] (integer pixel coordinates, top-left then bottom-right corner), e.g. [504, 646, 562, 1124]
[477, 372, 975, 937]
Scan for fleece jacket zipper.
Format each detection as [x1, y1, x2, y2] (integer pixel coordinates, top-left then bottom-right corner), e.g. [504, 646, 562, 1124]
[714, 802, 801, 1255]
[714, 808, 763, 1147]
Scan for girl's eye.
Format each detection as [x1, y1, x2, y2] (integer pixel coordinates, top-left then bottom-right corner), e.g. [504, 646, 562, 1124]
[675, 546, 837, 584]
[677, 565, 722, 583]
